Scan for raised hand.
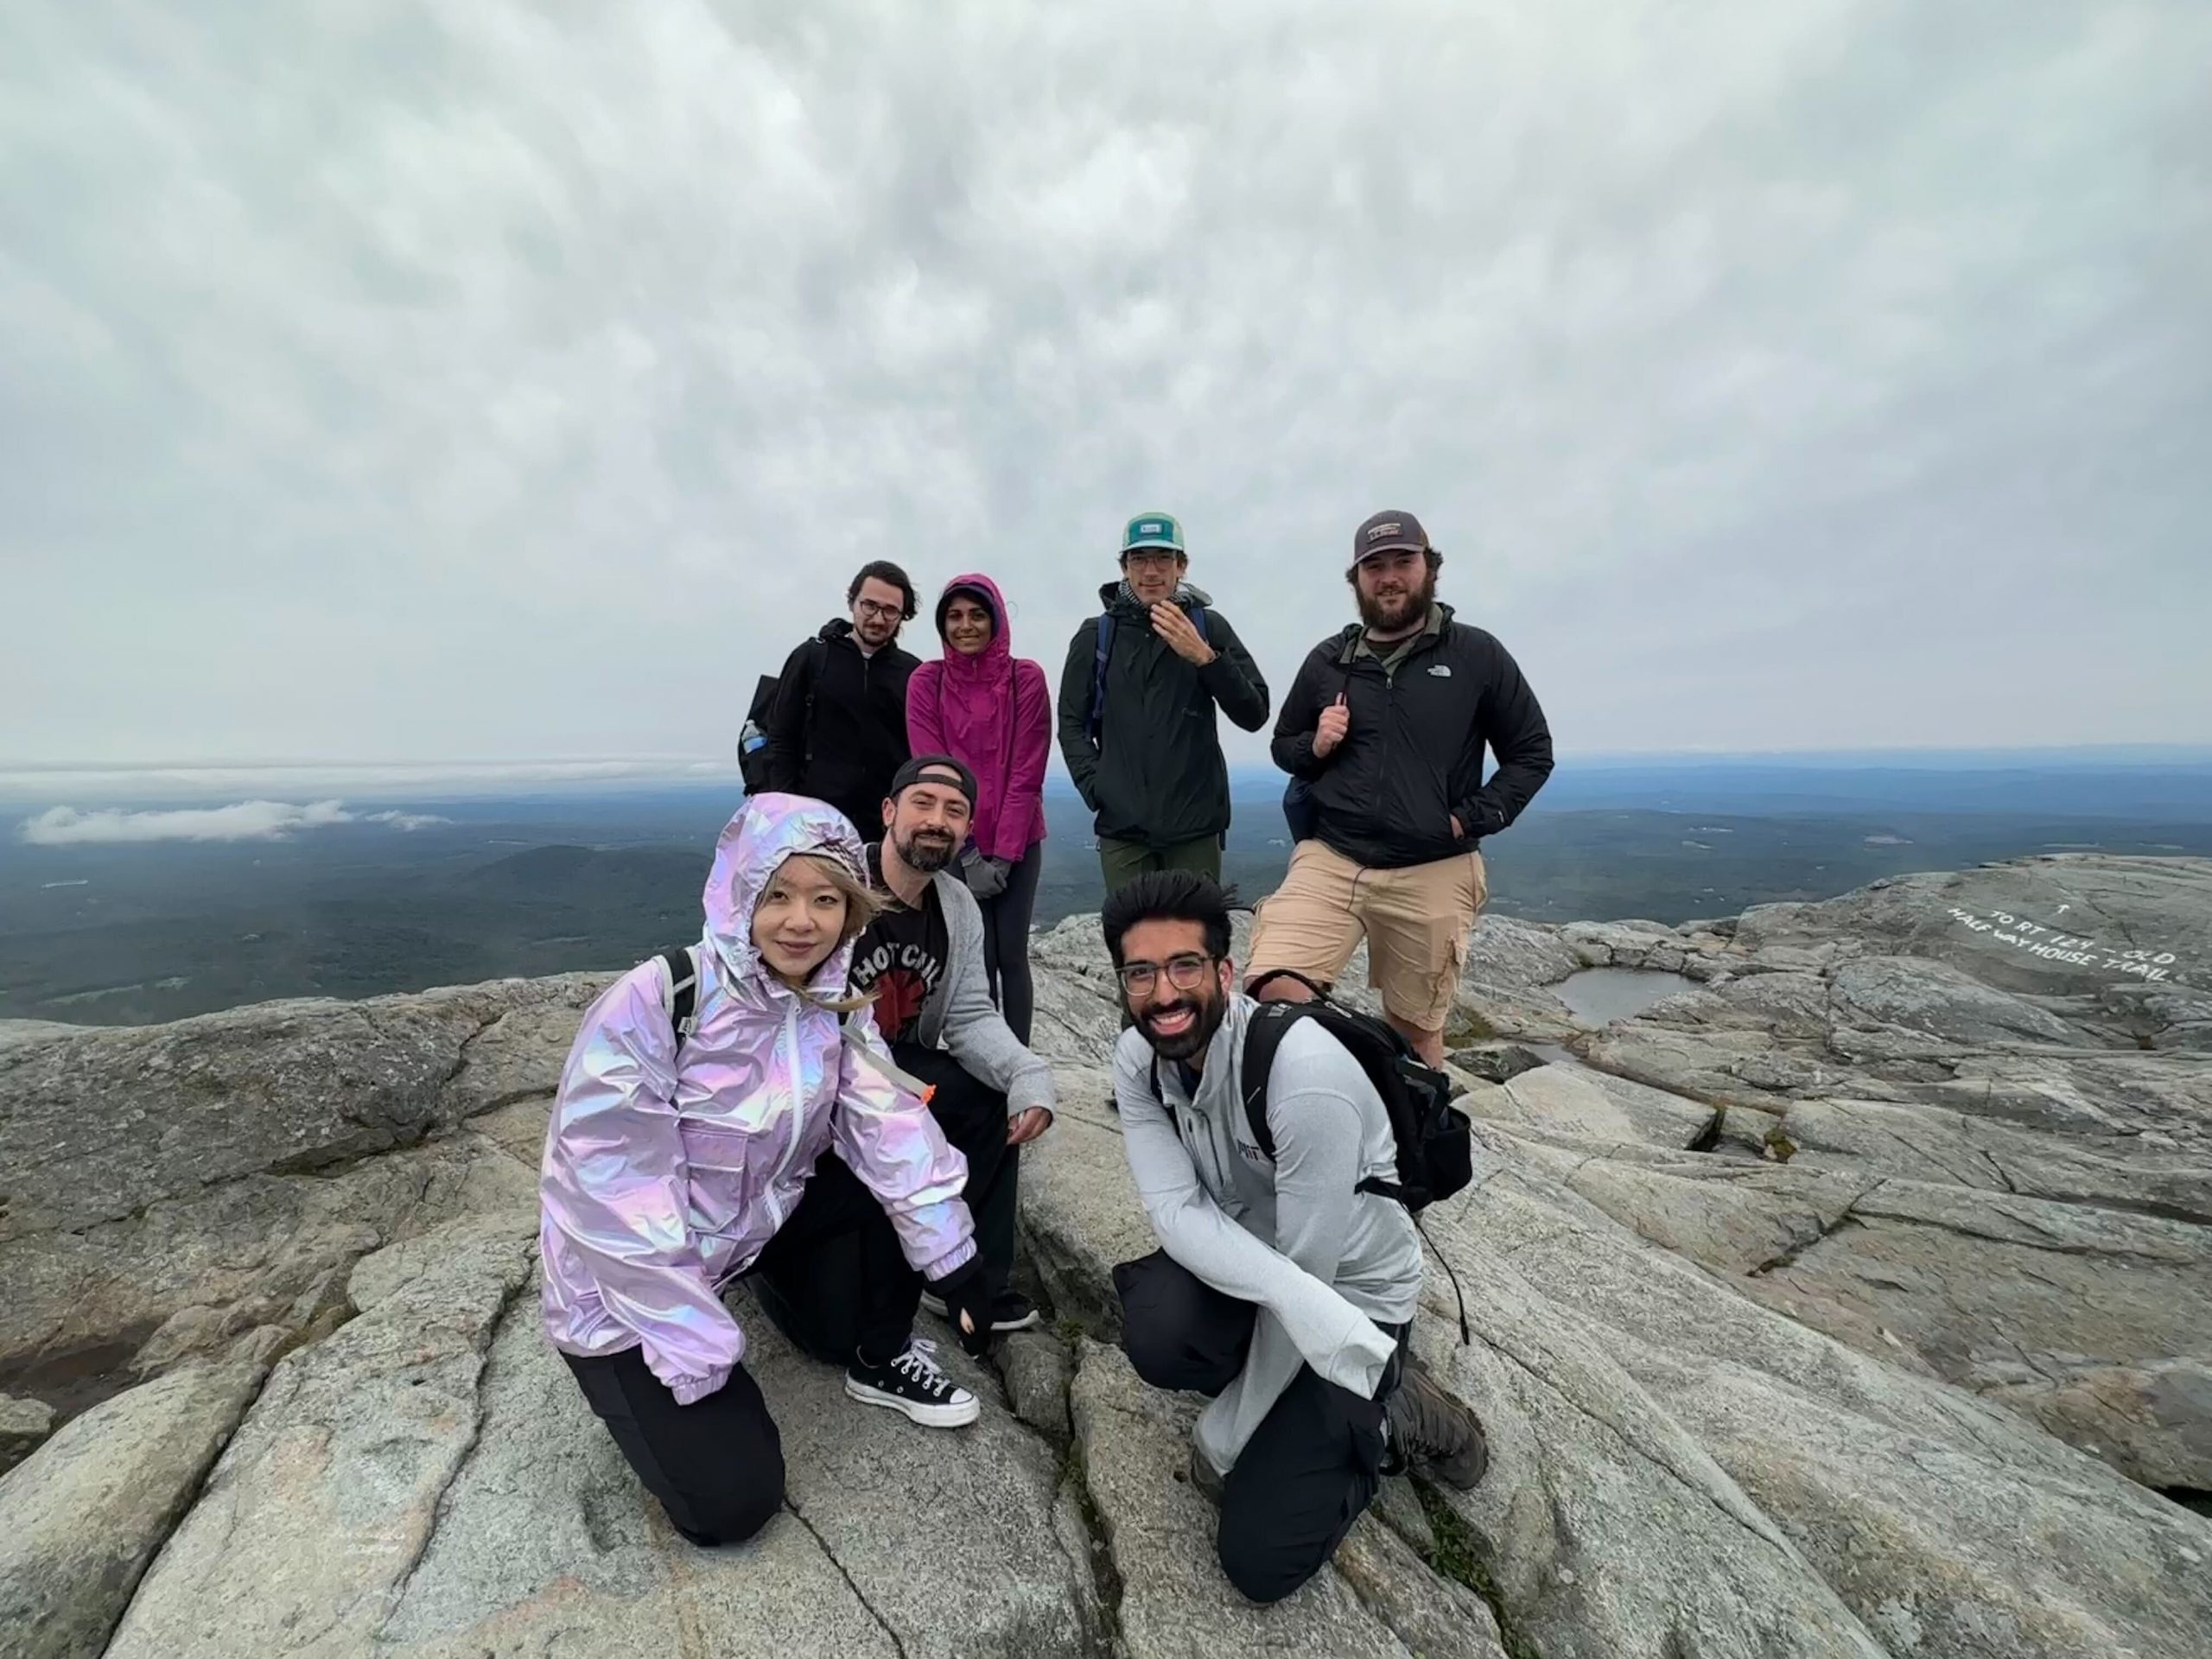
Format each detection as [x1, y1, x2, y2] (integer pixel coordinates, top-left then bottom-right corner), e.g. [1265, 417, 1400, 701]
[1148, 601, 1217, 666]
[1313, 693, 1351, 759]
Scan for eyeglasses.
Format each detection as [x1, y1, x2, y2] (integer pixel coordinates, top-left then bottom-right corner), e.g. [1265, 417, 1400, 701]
[853, 598, 904, 621]
[1116, 952, 1214, 997]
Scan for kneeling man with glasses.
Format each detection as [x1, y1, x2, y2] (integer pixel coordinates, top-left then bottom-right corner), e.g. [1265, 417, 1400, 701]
[1100, 871, 1484, 1605]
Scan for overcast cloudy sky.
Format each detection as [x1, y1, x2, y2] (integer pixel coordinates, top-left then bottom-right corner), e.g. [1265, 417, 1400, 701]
[5, 0, 2208, 779]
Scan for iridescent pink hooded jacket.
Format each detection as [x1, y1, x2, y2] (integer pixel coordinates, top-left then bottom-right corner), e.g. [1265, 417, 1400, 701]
[906, 574, 1052, 862]
[538, 795, 976, 1403]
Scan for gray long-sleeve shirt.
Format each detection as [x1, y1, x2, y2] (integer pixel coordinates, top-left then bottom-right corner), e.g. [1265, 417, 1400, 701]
[1112, 995, 1421, 1471]
[907, 869, 1057, 1121]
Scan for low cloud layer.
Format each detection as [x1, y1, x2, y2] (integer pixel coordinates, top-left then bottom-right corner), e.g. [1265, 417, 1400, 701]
[4, 3, 2207, 766]
[21, 800, 449, 845]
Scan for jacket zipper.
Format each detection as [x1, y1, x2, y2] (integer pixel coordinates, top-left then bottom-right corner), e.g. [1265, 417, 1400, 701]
[777, 1000, 807, 1179]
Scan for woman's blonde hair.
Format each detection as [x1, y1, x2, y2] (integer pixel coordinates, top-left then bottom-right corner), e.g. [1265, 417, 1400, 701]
[760, 851, 882, 1011]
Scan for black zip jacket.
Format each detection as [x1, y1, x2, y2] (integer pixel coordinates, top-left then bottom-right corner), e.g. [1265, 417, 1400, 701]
[1057, 582, 1270, 849]
[763, 619, 918, 835]
[1273, 605, 1552, 870]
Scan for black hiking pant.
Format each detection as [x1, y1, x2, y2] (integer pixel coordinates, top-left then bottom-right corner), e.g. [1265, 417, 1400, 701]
[753, 1041, 1021, 1360]
[979, 845, 1044, 1046]
[1114, 1249, 1405, 1604]
[563, 1147, 921, 1546]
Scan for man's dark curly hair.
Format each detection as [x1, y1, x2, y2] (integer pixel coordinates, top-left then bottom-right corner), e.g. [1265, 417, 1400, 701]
[847, 560, 918, 620]
[1100, 869, 1233, 969]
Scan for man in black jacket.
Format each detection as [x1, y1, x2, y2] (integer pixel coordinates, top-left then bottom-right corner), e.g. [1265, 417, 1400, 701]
[1057, 512, 1270, 891]
[762, 561, 921, 836]
[1249, 512, 1553, 1066]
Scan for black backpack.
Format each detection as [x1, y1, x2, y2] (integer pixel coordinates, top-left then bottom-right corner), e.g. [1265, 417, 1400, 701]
[1239, 970, 1473, 1211]
[737, 675, 780, 796]
[737, 639, 829, 796]
[1241, 969, 1476, 1340]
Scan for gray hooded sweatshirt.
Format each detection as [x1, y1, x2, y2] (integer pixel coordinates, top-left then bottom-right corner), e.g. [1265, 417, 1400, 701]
[907, 867, 1057, 1122]
[1112, 994, 1421, 1471]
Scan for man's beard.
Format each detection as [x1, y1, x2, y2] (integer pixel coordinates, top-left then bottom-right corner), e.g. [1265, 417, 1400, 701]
[896, 826, 957, 874]
[1357, 567, 1437, 634]
[1133, 980, 1227, 1063]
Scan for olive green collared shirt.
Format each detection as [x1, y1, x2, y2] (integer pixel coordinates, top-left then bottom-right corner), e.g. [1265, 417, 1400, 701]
[1349, 605, 1445, 683]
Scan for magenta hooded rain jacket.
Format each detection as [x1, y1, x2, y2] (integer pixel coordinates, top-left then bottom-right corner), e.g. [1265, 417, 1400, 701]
[906, 573, 1052, 863]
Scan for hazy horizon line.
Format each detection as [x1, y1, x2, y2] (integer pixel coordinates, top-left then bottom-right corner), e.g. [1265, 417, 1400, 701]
[3, 741, 2210, 807]
[6, 740, 2210, 774]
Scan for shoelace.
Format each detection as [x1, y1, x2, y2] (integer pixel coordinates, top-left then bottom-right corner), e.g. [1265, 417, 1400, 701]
[893, 1338, 954, 1395]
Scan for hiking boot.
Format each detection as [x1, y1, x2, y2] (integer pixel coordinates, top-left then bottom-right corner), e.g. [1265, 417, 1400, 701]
[919, 1289, 1041, 1333]
[844, 1338, 980, 1428]
[1186, 1442, 1226, 1505]
[1383, 1361, 1488, 1489]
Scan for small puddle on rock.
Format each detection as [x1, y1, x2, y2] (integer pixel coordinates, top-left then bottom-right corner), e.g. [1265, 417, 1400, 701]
[1554, 967, 1698, 1028]
[0, 1325, 160, 1429]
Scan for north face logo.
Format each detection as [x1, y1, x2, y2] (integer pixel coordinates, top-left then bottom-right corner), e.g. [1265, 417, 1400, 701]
[1366, 522, 1402, 542]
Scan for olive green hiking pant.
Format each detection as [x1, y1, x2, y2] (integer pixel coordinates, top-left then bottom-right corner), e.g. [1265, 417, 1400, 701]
[1096, 833, 1222, 894]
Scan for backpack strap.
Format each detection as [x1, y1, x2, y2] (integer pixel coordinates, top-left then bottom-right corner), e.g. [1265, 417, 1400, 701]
[799, 636, 829, 771]
[658, 945, 701, 1046]
[1086, 613, 1116, 744]
[1238, 1000, 1314, 1164]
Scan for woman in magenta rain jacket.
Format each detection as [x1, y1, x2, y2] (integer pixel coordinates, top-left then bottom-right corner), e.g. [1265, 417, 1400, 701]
[905, 574, 1052, 1043]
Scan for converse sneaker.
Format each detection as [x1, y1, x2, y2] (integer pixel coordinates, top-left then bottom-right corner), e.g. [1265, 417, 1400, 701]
[844, 1338, 980, 1428]
[1382, 1361, 1488, 1489]
[920, 1289, 1042, 1333]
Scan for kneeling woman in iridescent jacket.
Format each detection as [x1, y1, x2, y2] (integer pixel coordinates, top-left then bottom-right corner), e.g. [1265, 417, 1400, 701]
[539, 793, 995, 1547]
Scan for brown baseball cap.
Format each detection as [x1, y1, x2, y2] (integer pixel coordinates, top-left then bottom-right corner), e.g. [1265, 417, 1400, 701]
[1351, 510, 1430, 561]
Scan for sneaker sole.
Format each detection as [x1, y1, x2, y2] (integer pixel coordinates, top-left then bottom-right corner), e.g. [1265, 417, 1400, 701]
[843, 1376, 981, 1429]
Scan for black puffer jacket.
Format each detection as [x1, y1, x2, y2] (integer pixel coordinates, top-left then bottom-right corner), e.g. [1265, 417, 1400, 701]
[1273, 606, 1552, 869]
[1057, 582, 1270, 849]
[763, 619, 918, 835]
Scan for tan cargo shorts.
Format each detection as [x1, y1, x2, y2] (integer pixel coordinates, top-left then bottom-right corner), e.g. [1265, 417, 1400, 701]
[1245, 840, 1488, 1034]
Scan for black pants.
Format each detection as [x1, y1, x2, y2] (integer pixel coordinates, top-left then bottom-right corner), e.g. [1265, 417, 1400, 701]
[978, 846, 1044, 1045]
[754, 1042, 1020, 1361]
[563, 1149, 919, 1545]
[1115, 1249, 1402, 1605]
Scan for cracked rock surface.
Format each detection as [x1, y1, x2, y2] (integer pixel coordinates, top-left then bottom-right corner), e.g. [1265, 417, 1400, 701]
[0, 854, 2208, 1656]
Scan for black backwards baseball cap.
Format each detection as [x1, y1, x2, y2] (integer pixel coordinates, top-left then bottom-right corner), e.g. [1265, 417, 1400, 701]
[888, 753, 977, 804]
[1352, 510, 1431, 562]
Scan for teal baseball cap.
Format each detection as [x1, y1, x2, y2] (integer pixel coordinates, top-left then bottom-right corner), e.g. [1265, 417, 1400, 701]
[1121, 512, 1185, 556]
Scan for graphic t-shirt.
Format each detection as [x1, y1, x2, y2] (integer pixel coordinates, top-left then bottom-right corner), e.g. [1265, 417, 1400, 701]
[849, 855, 949, 1044]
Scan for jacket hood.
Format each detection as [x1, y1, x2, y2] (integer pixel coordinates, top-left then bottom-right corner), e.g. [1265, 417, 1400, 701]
[817, 617, 855, 644]
[935, 572, 1014, 672]
[1100, 578, 1213, 613]
[701, 793, 869, 995]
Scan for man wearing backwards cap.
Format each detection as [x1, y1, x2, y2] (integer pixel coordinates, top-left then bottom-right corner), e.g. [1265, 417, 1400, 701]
[756, 756, 1059, 1349]
[1248, 512, 1554, 1067]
